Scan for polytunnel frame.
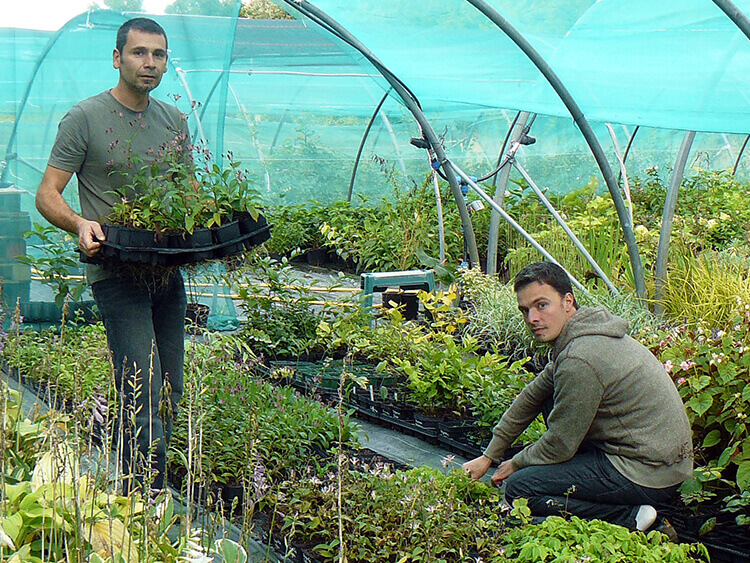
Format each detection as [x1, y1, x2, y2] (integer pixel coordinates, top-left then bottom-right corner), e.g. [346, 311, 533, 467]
[191, 53, 408, 202]
[279, 0, 644, 296]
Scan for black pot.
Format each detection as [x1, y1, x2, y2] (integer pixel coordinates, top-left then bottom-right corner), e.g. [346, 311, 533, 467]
[165, 228, 214, 265]
[104, 224, 158, 248]
[270, 532, 298, 562]
[212, 220, 246, 258]
[382, 289, 419, 320]
[439, 420, 476, 439]
[237, 212, 272, 248]
[414, 411, 445, 428]
[305, 247, 328, 266]
[388, 401, 415, 421]
[167, 228, 213, 250]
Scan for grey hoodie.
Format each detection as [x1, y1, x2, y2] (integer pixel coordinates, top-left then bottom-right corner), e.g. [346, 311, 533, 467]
[484, 306, 693, 489]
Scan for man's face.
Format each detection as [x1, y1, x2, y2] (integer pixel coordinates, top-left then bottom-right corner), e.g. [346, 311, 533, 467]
[516, 281, 576, 343]
[113, 29, 168, 94]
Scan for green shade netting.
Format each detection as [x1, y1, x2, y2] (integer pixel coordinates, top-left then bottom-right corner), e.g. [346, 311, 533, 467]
[3, 0, 750, 214]
[295, 0, 750, 133]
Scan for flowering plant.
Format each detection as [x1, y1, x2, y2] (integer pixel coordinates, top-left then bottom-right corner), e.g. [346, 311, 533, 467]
[108, 148, 262, 235]
[653, 298, 750, 509]
[271, 461, 506, 562]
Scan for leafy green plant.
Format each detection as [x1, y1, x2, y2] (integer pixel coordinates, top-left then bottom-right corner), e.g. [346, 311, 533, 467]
[17, 223, 88, 308]
[2, 322, 113, 409]
[264, 203, 328, 256]
[233, 253, 327, 360]
[0, 379, 234, 563]
[659, 251, 750, 327]
[272, 464, 507, 562]
[498, 507, 708, 562]
[169, 332, 358, 487]
[653, 300, 750, 514]
[108, 149, 262, 234]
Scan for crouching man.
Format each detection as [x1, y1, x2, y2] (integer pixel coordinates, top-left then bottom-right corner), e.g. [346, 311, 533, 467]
[463, 262, 693, 535]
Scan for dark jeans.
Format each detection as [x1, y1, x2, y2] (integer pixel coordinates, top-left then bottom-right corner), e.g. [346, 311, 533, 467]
[503, 445, 680, 529]
[93, 269, 186, 493]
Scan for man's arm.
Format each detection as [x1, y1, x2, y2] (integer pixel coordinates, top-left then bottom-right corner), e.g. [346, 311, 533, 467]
[36, 165, 105, 257]
[463, 365, 554, 481]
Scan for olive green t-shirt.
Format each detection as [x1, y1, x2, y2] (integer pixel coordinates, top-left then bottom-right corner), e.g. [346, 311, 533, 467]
[48, 90, 190, 284]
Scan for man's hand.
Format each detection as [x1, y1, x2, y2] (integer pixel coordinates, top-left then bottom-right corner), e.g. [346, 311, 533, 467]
[490, 459, 516, 487]
[462, 455, 493, 480]
[77, 220, 105, 257]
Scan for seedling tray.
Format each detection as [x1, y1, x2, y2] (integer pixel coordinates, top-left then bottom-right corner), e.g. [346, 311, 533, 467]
[80, 215, 271, 266]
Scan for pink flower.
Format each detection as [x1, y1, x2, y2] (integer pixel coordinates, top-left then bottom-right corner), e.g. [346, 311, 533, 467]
[680, 360, 695, 371]
[676, 377, 687, 386]
[663, 360, 674, 373]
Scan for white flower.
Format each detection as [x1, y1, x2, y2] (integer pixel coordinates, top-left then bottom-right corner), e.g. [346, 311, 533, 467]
[663, 360, 674, 373]
[441, 454, 455, 469]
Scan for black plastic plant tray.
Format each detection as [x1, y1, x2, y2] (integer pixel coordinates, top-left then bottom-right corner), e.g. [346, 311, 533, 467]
[81, 221, 271, 266]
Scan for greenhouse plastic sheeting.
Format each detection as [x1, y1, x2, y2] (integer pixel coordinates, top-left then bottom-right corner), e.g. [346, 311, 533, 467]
[3, 1, 750, 213]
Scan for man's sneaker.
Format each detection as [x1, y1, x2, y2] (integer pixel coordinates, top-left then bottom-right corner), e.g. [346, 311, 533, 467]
[651, 518, 679, 543]
[635, 505, 658, 531]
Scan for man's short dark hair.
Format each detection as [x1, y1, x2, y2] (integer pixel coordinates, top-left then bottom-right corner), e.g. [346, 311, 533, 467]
[514, 261, 576, 302]
[116, 18, 168, 54]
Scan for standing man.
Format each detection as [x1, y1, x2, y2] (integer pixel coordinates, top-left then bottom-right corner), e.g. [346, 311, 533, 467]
[36, 17, 190, 494]
[463, 262, 693, 534]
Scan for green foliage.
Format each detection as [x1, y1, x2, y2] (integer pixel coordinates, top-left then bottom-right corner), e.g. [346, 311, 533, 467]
[498, 513, 708, 562]
[264, 204, 328, 255]
[240, 0, 293, 19]
[659, 251, 750, 327]
[501, 180, 633, 291]
[108, 150, 262, 234]
[0, 381, 205, 563]
[234, 254, 327, 360]
[17, 223, 88, 308]
[169, 332, 358, 486]
[272, 464, 507, 562]
[633, 167, 750, 254]
[2, 323, 113, 410]
[653, 302, 750, 510]
[265, 179, 469, 273]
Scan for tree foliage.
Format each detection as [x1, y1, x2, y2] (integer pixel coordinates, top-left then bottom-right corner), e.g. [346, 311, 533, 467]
[240, 0, 293, 19]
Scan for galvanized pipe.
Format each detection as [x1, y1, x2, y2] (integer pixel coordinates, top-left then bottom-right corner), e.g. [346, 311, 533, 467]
[514, 160, 619, 294]
[654, 130, 696, 316]
[451, 163, 586, 292]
